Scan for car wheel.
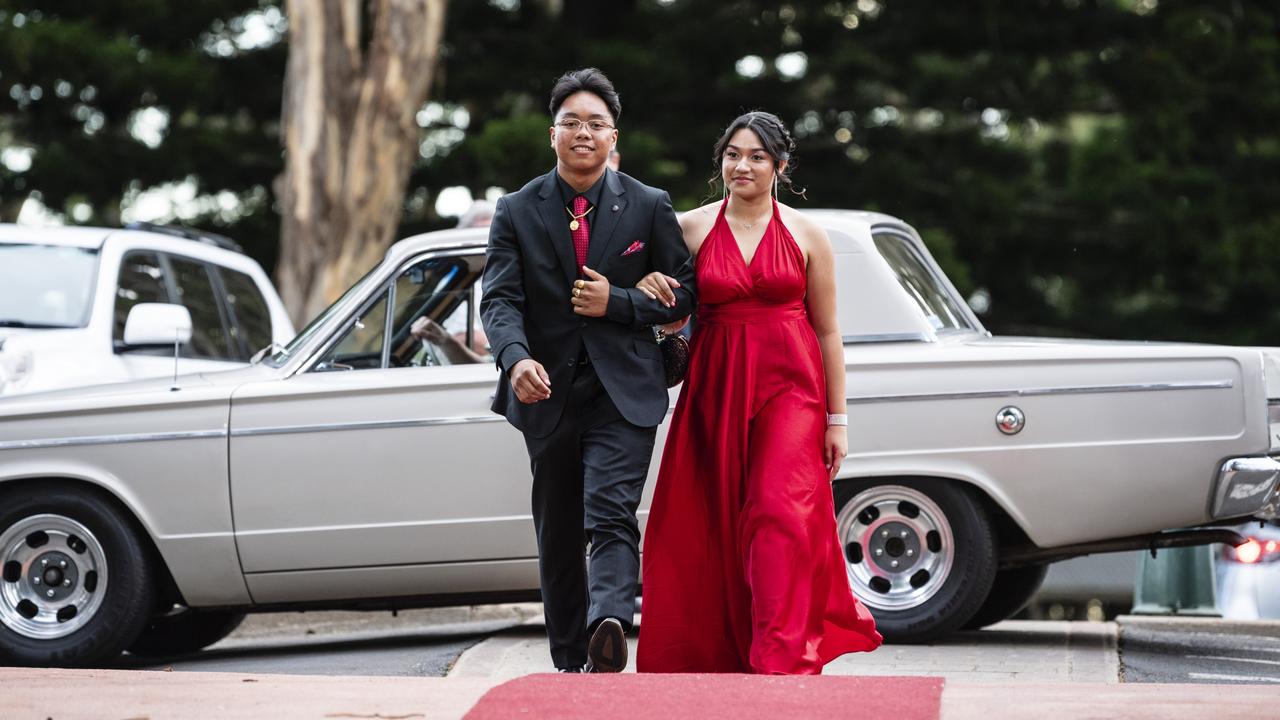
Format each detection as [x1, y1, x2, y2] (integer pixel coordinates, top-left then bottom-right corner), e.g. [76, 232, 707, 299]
[0, 487, 156, 666]
[834, 478, 996, 643]
[127, 606, 247, 658]
[961, 563, 1049, 630]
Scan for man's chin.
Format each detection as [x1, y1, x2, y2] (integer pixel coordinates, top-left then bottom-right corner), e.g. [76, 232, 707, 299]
[559, 155, 607, 173]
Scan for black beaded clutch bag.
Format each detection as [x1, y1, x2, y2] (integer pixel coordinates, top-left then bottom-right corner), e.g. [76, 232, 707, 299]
[655, 327, 689, 388]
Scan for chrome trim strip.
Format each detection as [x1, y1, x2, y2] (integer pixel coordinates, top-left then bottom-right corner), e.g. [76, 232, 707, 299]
[231, 415, 505, 438]
[843, 332, 931, 344]
[847, 380, 1234, 405]
[0, 429, 227, 452]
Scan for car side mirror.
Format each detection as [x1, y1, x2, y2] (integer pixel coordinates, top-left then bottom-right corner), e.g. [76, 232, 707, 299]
[123, 303, 193, 347]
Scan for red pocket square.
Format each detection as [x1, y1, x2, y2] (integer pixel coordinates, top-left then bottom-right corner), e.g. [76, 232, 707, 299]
[621, 240, 645, 256]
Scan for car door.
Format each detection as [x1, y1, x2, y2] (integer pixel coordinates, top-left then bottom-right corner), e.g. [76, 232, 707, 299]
[227, 250, 538, 604]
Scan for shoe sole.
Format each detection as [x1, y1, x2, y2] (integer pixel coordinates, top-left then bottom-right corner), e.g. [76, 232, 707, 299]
[587, 619, 627, 673]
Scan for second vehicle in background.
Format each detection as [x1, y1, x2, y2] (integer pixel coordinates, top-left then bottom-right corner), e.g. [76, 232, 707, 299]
[0, 223, 294, 396]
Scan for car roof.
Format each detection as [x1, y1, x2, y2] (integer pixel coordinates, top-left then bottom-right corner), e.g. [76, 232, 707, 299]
[0, 222, 247, 256]
[386, 208, 908, 263]
[0, 224, 113, 249]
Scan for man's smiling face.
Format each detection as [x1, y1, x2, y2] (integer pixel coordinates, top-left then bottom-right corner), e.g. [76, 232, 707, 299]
[549, 90, 617, 175]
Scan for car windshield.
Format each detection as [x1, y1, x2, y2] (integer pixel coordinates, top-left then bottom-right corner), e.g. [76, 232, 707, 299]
[262, 262, 383, 367]
[872, 231, 975, 334]
[0, 244, 100, 329]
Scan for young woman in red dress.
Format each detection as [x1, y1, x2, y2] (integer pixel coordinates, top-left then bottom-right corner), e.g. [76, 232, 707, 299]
[634, 112, 882, 674]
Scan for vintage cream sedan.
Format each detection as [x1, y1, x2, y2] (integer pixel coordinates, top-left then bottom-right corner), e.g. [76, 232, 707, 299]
[2, 210, 1278, 666]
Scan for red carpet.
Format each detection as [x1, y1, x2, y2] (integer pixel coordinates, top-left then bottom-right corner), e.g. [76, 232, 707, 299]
[463, 674, 943, 719]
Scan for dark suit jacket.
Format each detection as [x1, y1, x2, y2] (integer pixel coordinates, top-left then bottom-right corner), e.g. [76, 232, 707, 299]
[480, 168, 697, 438]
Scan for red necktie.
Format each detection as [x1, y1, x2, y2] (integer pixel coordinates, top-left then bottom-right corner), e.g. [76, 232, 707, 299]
[572, 195, 590, 273]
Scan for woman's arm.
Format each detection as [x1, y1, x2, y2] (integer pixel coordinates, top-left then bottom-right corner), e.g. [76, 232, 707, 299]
[799, 216, 848, 481]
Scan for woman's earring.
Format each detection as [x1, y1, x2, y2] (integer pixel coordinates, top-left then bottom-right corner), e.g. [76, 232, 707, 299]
[773, 173, 779, 199]
[723, 181, 728, 201]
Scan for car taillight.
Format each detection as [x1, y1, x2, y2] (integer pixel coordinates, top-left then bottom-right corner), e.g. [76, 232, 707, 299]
[1225, 537, 1280, 564]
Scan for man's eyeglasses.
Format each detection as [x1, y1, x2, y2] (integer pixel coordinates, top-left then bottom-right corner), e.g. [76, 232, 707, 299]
[555, 118, 615, 134]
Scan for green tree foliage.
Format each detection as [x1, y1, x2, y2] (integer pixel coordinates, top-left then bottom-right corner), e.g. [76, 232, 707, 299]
[4, 0, 1279, 343]
[0, 1, 286, 268]
[422, 0, 1280, 344]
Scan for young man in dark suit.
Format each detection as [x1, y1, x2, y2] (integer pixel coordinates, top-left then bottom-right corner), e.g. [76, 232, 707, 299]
[480, 68, 696, 673]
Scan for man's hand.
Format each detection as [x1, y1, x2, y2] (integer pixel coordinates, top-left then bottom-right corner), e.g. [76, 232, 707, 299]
[509, 358, 551, 403]
[637, 271, 681, 308]
[570, 266, 610, 317]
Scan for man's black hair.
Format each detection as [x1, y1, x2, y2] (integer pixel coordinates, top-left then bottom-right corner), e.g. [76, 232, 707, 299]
[549, 68, 621, 123]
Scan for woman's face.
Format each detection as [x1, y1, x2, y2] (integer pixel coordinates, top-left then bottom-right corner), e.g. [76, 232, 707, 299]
[721, 127, 777, 200]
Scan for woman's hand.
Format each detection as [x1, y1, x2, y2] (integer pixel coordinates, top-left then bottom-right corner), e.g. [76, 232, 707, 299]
[659, 317, 689, 334]
[636, 271, 681, 308]
[824, 424, 847, 483]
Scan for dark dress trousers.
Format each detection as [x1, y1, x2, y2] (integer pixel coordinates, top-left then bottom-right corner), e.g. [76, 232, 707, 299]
[480, 168, 696, 668]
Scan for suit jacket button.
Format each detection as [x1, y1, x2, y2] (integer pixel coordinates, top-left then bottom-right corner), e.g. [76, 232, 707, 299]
[579, 321, 587, 328]
[568, 359, 576, 367]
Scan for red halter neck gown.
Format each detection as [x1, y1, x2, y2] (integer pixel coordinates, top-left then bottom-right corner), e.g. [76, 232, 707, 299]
[636, 199, 882, 674]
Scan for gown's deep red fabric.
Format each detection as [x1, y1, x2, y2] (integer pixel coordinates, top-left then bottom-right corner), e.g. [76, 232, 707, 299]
[636, 200, 882, 674]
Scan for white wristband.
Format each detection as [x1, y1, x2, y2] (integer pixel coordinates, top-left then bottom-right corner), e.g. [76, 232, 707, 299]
[827, 413, 848, 426]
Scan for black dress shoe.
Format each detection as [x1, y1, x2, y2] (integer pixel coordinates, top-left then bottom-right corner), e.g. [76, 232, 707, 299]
[585, 617, 627, 673]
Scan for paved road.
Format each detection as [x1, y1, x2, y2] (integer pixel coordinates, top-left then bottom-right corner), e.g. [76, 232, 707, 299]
[1119, 615, 1280, 684]
[95, 605, 1280, 687]
[110, 604, 539, 677]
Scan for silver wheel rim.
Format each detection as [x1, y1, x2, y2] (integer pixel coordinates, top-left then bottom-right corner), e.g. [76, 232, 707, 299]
[836, 485, 955, 612]
[0, 513, 109, 639]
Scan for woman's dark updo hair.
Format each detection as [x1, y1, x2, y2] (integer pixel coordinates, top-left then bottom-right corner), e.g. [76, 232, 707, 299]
[709, 110, 804, 198]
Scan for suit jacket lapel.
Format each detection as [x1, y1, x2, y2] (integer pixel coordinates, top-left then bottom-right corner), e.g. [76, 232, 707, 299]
[535, 170, 580, 285]
[586, 168, 628, 272]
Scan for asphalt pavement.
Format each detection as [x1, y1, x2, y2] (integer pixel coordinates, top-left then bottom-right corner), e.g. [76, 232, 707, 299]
[1119, 615, 1280, 684]
[114, 604, 539, 676]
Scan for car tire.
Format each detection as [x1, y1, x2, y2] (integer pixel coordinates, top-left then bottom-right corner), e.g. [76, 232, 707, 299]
[127, 606, 247, 658]
[0, 486, 157, 667]
[961, 563, 1049, 630]
[834, 478, 997, 643]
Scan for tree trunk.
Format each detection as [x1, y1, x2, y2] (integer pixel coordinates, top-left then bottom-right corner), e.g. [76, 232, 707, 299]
[0, 195, 25, 223]
[277, 0, 447, 327]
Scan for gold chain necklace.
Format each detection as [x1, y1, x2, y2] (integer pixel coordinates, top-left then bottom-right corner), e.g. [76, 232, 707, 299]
[565, 205, 594, 232]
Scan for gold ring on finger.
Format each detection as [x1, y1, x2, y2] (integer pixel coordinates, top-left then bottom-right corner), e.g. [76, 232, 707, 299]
[573, 288, 581, 298]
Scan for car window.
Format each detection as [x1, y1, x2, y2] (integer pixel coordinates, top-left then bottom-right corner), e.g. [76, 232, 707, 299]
[0, 244, 99, 329]
[388, 255, 490, 368]
[872, 232, 974, 333]
[168, 256, 235, 360]
[114, 251, 171, 352]
[313, 290, 389, 371]
[218, 268, 274, 360]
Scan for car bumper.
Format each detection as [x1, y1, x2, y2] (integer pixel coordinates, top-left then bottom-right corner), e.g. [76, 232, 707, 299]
[1213, 457, 1280, 519]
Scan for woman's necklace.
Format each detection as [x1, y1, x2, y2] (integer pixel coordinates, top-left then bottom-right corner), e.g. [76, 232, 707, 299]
[565, 205, 594, 232]
[727, 208, 770, 231]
